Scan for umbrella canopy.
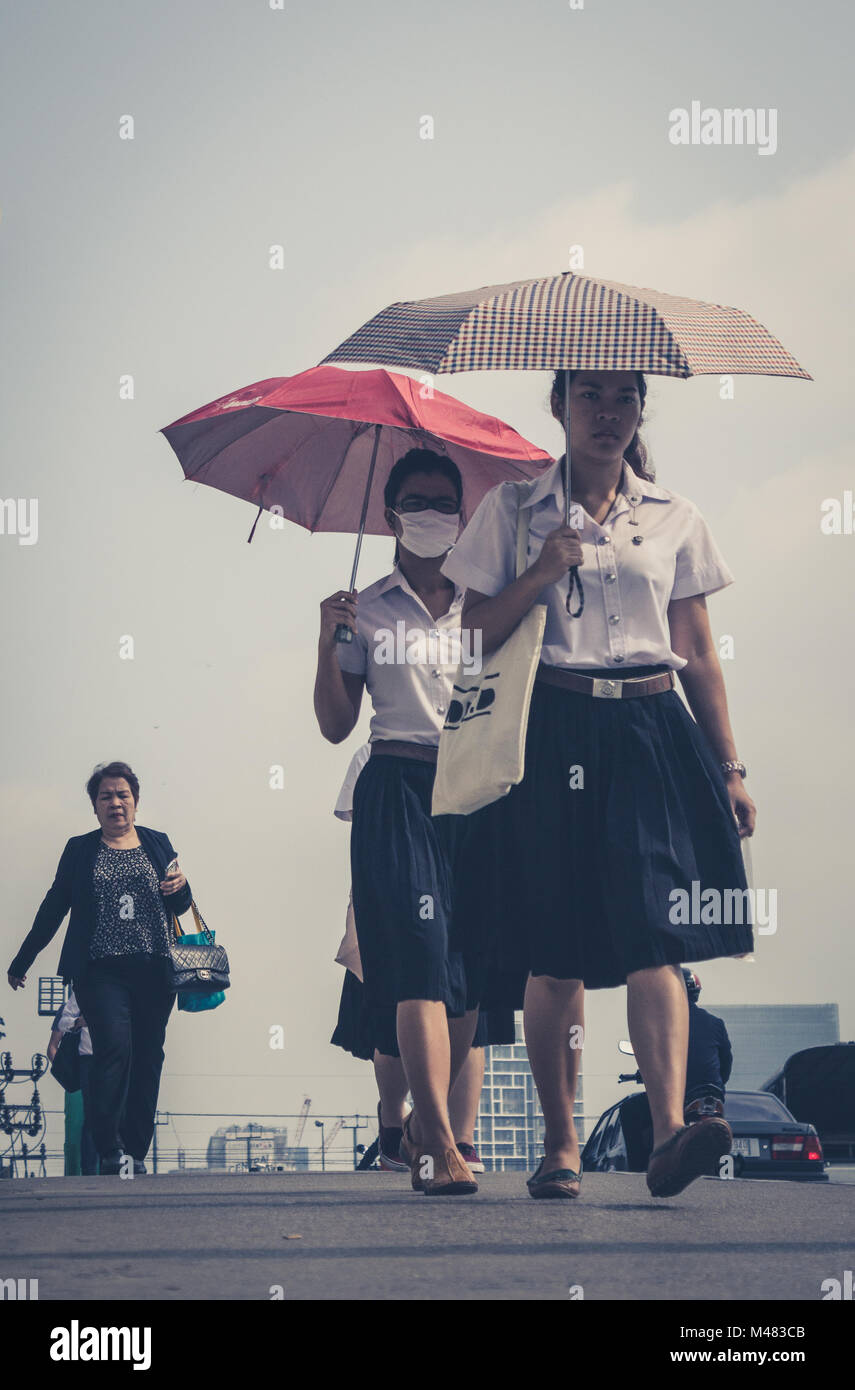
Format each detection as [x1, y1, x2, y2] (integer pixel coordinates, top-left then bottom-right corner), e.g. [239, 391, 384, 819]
[161, 364, 551, 538]
[321, 270, 812, 380]
[322, 270, 811, 616]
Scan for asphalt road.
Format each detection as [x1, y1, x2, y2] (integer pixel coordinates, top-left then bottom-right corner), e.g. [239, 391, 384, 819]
[2, 1169, 853, 1301]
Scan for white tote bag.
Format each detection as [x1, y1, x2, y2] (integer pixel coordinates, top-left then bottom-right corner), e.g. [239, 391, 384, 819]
[432, 487, 546, 816]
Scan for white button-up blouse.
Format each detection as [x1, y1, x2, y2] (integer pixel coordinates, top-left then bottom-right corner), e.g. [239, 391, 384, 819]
[336, 566, 465, 744]
[333, 743, 371, 821]
[441, 459, 733, 671]
[56, 991, 93, 1057]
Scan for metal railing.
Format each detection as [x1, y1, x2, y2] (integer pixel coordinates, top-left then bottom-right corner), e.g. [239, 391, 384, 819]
[2, 1108, 606, 1178]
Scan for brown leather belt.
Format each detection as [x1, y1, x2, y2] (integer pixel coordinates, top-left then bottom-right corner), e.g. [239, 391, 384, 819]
[370, 739, 438, 764]
[536, 665, 675, 699]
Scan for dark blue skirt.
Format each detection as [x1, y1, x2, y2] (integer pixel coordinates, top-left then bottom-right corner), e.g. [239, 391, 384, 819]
[349, 754, 470, 1012]
[330, 969, 516, 1060]
[455, 676, 754, 992]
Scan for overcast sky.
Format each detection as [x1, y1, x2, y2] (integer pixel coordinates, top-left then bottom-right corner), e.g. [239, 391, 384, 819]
[1, 1, 851, 1160]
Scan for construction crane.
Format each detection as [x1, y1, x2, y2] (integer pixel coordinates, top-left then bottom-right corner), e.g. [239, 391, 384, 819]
[325, 1118, 344, 1148]
[294, 1096, 311, 1147]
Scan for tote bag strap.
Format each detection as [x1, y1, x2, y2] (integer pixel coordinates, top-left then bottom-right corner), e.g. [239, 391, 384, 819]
[172, 899, 213, 943]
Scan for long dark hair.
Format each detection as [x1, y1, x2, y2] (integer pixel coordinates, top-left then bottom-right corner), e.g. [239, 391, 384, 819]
[550, 370, 654, 481]
[384, 448, 463, 563]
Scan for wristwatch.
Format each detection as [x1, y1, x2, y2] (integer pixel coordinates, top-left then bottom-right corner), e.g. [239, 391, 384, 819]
[720, 760, 747, 778]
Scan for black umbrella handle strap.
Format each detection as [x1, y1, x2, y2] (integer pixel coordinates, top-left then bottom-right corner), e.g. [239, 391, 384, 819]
[246, 505, 264, 544]
[566, 567, 584, 619]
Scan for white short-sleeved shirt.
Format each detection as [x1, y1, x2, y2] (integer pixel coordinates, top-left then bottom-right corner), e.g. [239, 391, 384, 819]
[333, 743, 372, 821]
[441, 458, 733, 671]
[333, 747, 368, 977]
[336, 567, 465, 745]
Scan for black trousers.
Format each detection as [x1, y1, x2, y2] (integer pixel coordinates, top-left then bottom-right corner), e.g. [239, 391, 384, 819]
[74, 956, 175, 1160]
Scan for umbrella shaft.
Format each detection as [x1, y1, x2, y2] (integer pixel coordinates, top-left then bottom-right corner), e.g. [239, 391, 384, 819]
[347, 424, 381, 592]
[564, 368, 572, 525]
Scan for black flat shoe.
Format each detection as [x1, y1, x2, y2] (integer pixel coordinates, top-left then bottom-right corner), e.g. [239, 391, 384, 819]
[527, 1156, 582, 1199]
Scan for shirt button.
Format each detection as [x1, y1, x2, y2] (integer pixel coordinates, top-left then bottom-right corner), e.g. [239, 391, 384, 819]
[437, 705, 446, 715]
[613, 655, 625, 664]
[599, 536, 611, 546]
[605, 572, 616, 583]
[609, 614, 620, 624]
[431, 669, 441, 678]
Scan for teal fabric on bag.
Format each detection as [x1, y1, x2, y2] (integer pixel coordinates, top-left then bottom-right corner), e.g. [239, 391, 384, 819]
[176, 926, 226, 1012]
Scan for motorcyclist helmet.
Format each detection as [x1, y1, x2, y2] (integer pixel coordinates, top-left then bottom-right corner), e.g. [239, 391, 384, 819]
[682, 968, 701, 1003]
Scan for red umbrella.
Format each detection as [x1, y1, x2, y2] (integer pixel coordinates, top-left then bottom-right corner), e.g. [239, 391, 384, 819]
[161, 365, 551, 638]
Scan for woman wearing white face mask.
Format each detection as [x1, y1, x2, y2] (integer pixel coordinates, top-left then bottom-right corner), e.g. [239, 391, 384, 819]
[314, 450, 483, 1195]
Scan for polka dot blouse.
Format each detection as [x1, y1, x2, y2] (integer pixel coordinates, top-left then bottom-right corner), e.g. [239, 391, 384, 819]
[89, 842, 173, 961]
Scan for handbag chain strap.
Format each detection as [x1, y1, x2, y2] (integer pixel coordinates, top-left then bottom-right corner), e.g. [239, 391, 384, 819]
[172, 899, 214, 945]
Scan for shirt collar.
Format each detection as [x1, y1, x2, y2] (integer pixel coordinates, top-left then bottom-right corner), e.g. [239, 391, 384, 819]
[519, 457, 672, 509]
[375, 564, 464, 609]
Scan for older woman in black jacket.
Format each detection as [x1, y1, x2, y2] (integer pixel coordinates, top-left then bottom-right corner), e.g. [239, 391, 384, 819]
[7, 761, 191, 1175]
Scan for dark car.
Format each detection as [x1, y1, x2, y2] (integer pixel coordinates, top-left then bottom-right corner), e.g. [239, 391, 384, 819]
[582, 1088, 827, 1181]
[763, 1043, 855, 1162]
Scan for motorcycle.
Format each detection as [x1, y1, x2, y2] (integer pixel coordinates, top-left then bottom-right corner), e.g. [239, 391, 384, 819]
[618, 1039, 725, 1122]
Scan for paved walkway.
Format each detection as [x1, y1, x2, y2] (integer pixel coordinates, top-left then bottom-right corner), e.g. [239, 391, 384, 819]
[2, 1170, 852, 1300]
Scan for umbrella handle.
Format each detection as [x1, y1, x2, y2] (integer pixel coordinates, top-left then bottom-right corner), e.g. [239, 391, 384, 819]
[333, 423, 381, 647]
[562, 371, 584, 619]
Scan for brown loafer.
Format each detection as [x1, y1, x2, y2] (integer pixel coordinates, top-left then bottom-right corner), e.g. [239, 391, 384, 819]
[646, 1116, 733, 1197]
[401, 1115, 478, 1195]
[420, 1145, 478, 1196]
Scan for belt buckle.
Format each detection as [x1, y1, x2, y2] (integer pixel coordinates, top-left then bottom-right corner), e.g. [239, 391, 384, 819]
[592, 677, 622, 699]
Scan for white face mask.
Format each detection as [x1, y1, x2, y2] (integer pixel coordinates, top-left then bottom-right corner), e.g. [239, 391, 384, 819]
[395, 510, 460, 558]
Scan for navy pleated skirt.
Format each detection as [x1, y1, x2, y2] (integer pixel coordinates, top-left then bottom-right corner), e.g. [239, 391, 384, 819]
[330, 968, 516, 1060]
[455, 673, 754, 993]
[349, 753, 470, 1014]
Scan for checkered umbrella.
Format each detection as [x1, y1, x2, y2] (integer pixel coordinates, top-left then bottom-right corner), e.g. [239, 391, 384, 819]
[322, 270, 811, 380]
[322, 270, 812, 614]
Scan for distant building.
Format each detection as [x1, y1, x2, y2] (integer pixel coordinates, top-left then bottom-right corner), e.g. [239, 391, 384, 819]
[206, 1124, 309, 1172]
[474, 1016, 585, 1171]
[706, 1004, 840, 1090]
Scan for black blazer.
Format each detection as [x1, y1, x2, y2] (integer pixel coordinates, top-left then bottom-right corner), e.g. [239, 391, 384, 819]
[9, 826, 192, 984]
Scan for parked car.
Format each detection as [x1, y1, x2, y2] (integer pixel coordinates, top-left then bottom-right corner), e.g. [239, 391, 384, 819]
[763, 1043, 855, 1162]
[582, 1088, 827, 1181]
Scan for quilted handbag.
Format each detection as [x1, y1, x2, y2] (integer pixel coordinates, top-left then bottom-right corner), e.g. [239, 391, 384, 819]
[174, 912, 227, 1013]
[170, 901, 230, 1007]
